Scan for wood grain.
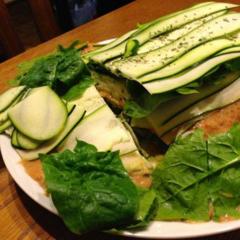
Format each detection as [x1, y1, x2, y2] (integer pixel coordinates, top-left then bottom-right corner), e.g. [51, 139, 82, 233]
[1, 0, 240, 239]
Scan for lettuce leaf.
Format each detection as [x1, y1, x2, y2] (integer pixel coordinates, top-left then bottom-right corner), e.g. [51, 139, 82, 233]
[40, 140, 140, 234]
[153, 125, 240, 221]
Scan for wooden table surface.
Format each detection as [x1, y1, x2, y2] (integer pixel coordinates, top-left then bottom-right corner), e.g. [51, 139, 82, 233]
[1, 0, 240, 239]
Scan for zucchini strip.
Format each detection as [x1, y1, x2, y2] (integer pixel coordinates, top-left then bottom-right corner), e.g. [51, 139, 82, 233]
[143, 52, 240, 94]
[57, 105, 135, 155]
[16, 131, 42, 150]
[91, 2, 238, 64]
[129, 2, 235, 45]
[114, 13, 240, 80]
[137, 11, 226, 54]
[84, 29, 137, 59]
[139, 35, 240, 82]
[150, 75, 240, 137]
[0, 120, 11, 134]
[17, 106, 85, 160]
[8, 86, 68, 141]
[217, 45, 240, 55]
[0, 86, 26, 113]
[11, 129, 20, 148]
[143, 71, 240, 132]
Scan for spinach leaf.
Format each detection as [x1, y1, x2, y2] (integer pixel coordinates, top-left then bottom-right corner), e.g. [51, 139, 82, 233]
[40, 140, 139, 234]
[153, 125, 240, 221]
[124, 81, 178, 118]
[124, 65, 234, 119]
[63, 75, 94, 101]
[16, 42, 93, 99]
[176, 81, 201, 95]
[225, 58, 240, 71]
[153, 130, 210, 221]
[124, 100, 152, 119]
[17, 54, 59, 88]
[132, 189, 158, 228]
[207, 126, 240, 220]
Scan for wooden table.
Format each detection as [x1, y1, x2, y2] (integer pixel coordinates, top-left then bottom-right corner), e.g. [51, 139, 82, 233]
[1, 0, 240, 239]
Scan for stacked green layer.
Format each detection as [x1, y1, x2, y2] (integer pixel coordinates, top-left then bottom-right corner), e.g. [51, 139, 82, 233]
[88, 1, 240, 141]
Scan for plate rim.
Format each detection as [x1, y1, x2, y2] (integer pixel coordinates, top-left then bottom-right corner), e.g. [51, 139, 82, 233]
[2, 134, 240, 239]
[2, 37, 240, 238]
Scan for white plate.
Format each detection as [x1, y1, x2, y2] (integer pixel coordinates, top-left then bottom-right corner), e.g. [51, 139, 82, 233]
[2, 134, 240, 239]
[2, 38, 240, 238]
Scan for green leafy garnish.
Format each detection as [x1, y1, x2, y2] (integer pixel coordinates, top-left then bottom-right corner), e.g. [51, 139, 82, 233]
[132, 189, 157, 228]
[62, 75, 94, 101]
[225, 58, 240, 71]
[41, 140, 139, 234]
[16, 41, 93, 100]
[176, 81, 201, 95]
[124, 81, 177, 118]
[153, 124, 240, 221]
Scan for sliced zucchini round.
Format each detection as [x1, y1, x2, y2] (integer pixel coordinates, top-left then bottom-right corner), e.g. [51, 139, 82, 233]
[16, 131, 42, 150]
[11, 129, 20, 148]
[17, 106, 85, 160]
[8, 86, 68, 141]
[0, 120, 12, 134]
[0, 86, 26, 113]
[0, 110, 8, 124]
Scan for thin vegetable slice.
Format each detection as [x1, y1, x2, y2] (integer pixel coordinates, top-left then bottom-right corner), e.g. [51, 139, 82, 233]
[0, 120, 11, 134]
[143, 52, 240, 94]
[139, 36, 240, 83]
[16, 131, 42, 150]
[0, 86, 26, 113]
[138, 71, 240, 134]
[17, 106, 85, 160]
[91, 2, 238, 64]
[8, 86, 68, 141]
[11, 129, 20, 148]
[152, 75, 240, 137]
[114, 13, 240, 80]
[137, 11, 226, 54]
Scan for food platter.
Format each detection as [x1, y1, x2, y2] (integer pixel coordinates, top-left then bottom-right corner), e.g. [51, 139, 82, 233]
[2, 1, 240, 237]
[2, 126, 240, 239]
[2, 35, 240, 238]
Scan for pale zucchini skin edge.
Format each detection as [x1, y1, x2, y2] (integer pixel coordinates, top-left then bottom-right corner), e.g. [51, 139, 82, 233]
[0, 120, 12, 134]
[11, 130, 20, 148]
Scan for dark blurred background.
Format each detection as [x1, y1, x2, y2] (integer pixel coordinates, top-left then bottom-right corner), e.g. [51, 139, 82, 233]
[0, 0, 134, 62]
